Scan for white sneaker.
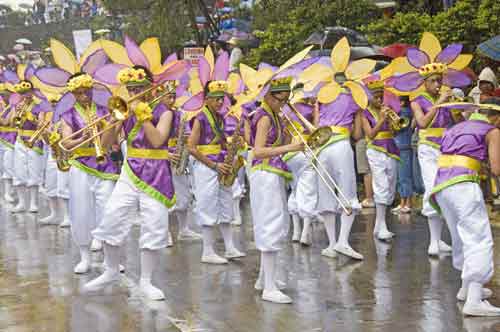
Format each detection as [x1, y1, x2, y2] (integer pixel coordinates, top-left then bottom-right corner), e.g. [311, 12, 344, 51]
[231, 217, 242, 226]
[254, 279, 286, 291]
[321, 247, 337, 258]
[262, 289, 293, 304]
[300, 229, 312, 246]
[177, 229, 202, 241]
[376, 230, 395, 241]
[4, 193, 15, 203]
[334, 244, 364, 260]
[457, 287, 493, 301]
[167, 231, 173, 247]
[139, 279, 165, 301]
[225, 248, 246, 259]
[463, 300, 500, 316]
[102, 262, 126, 273]
[11, 203, 26, 213]
[82, 270, 120, 292]
[39, 214, 58, 225]
[90, 239, 103, 252]
[59, 219, 71, 228]
[400, 207, 411, 214]
[292, 231, 301, 242]
[201, 254, 228, 264]
[28, 204, 38, 213]
[74, 260, 91, 274]
[427, 243, 439, 256]
[391, 205, 402, 214]
[439, 240, 452, 252]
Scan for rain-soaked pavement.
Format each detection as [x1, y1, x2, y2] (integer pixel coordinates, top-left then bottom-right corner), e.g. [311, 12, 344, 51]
[2, 198, 500, 332]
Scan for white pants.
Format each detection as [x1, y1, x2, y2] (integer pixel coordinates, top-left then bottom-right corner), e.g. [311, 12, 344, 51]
[286, 153, 308, 215]
[316, 140, 361, 214]
[13, 140, 44, 187]
[232, 165, 246, 200]
[0, 144, 4, 176]
[366, 149, 398, 205]
[2, 147, 15, 179]
[69, 167, 116, 246]
[44, 151, 69, 199]
[435, 182, 493, 285]
[171, 173, 191, 212]
[92, 170, 169, 250]
[296, 166, 318, 219]
[192, 161, 233, 226]
[418, 144, 441, 218]
[250, 170, 289, 252]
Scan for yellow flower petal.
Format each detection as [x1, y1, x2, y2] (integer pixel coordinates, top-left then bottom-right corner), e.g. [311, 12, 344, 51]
[345, 59, 376, 81]
[204, 46, 215, 77]
[277, 45, 314, 74]
[50, 39, 78, 74]
[100, 40, 134, 67]
[140, 38, 162, 74]
[227, 72, 241, 95]
[345, 81, 368, 109]
[331, 37, 350, 73]
[317, 81, 342, 104]
[299, 63, 333, 88]
[419, 32, 441, 62]
[384, 57, 415, 77]
[239, 63, 257, 90]
[17, 64, 27, 81]
[448, 54, 473, 70]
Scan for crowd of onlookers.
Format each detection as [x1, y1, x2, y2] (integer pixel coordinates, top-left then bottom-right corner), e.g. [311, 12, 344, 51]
[31, 0, 107, 25]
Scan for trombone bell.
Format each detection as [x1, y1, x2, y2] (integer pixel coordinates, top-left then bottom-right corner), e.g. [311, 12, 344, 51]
[308, 126, 333, 149]
[107, 96, 129, 120]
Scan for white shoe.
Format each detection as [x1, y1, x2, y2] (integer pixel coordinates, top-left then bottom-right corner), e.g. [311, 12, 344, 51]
[334, 244, 364, 260]
[262, 289, 293, 304]
[321, 247, 337, 258]
[201, 254, 228, 264]
[254, 279, 286, 291]
[225, 248, 246, 259]
[231, 217, 242, 226]
[292, 231, 300, 242]
[177, 229, 202, 241]
[102, 262, 126, 273]
[39, 214, 58, 225]
[4, 193, 15, 203]
[400, 207, 411, 214]
[463, 300, 500, 316]
[439, 240, 452, 252]
[427, 243, 439, 256]
[139, 279, 165, 301]
[90, 239, 103, 252]
[59, 219, 71, 228]
[82, 270, 120, 292]
[391, 205, 402, 214]
[28, 204, 38, 213]
[376, 230, 395, 241]
[167, 231, 173, 247]
[74, 260, 91, 274]
[457, 287, 493, 301]
[300, 229, 312, 246]
[11, 203, 26, 213]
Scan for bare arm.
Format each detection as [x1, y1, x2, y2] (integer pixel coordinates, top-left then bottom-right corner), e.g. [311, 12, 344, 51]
[142, 111, 173, 148]
[351, 109, 363, 141]
[253, 116, 302, 159]
[101, 119, 122, 149]
[361, 110, 387, 140]
[61, 120, 88, 150]
[312, 101, 320, 127]
[188, 119, 218, 169]
[487, 128, 500, 176]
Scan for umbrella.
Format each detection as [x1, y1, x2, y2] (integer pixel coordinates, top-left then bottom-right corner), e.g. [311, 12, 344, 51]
[381, 43, 414, 58]
[13, 44, 24, 52]
[477, 35, 500, 62]
[304, 26, 370, 49]
[15, 38, 32, 45]
[18, 4, 32, 10]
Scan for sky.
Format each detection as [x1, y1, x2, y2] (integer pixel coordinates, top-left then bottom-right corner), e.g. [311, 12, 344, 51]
[2, 0, 34, 10]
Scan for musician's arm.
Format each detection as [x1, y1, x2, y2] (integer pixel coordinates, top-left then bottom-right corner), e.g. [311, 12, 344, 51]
[253, 116, 302, 159]
[487, 128, 500, 176]
[143, 111, 173, 148]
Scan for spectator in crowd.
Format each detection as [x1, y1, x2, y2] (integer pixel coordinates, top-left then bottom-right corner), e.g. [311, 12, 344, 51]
[355, 138, 375, 208]
[468, 67, 498, 103]
[227, 38, 243, 73]
[33, 0, 46, 24]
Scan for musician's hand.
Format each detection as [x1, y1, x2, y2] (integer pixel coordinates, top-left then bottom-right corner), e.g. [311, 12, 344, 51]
[216, 162, 232, 176]
[380, 107, 389, 122]
[437, 90, 453, 105]
[295, 142, 305, 152]
[169, 152, 181, 164]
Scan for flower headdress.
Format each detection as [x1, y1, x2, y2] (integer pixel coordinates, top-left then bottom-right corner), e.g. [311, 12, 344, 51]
[2, 64, 49, 102]
[298, 37, 376, 109]
[363, 63, 401, 113]
[390, 32, 472, 92]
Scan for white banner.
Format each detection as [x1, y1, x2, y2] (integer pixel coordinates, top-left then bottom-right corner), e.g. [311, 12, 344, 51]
[72, 29, 93, 61]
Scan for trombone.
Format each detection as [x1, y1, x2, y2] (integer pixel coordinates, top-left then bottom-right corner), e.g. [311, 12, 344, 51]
[26, 120, 51, 148]
[281, 99, 353, 216]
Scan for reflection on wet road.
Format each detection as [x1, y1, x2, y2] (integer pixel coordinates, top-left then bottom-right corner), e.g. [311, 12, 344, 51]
[2, 201, 500, 332]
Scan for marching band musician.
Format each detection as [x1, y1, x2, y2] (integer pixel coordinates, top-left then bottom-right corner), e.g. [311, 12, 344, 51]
[38, 94, 70, 227]
[391, 33, 472, 256]
[60, 73, 119, 273]
[187, 80, 246, 265]
[0, 83, 17, 203]
[85, 65, 181, 300]
[249, 77, 304, 303]
[361, 75, 400, 241]
[430, 98, 500, 316]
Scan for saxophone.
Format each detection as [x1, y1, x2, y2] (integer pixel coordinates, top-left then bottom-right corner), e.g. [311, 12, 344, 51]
[219, 118, 244, 187]
[171, 114, 189, 176]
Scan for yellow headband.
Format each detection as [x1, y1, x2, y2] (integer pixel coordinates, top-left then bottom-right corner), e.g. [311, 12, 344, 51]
[67, 74, 93, 92]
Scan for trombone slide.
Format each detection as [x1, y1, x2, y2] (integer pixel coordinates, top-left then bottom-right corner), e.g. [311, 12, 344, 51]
[26, 120, 50, 148]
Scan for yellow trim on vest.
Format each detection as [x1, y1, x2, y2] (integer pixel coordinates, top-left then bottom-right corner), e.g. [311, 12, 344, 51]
[373, 131, 394, 140]
[197, 144, 221, 155]
[19, 129, 36, 136]
[0, 126, 17, 133]
[73, 147, 100, 158]
[127, 147, 170, 160]
[419, 128, 446, 140]
[437, 155, 481, 172]
[330, 126, 351, 136]
[168, 138, 177, 147]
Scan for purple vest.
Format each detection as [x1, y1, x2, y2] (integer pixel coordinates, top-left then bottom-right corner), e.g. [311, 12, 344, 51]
[0, 104, 17, 148]
[122, 102, 175, 207]
[363, 107, 400, 159]
[250, 103, 291, 179]
[318, 93, 358, 130]
[193, 107, 226, 163]
[61, 103, 119, 180]
[411, 93, 453, 147]
[17, 101, 44, 153]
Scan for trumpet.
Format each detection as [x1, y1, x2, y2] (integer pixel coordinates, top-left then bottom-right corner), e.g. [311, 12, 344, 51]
[282, 102, 353, 215]
[383, 107, 409, 131]
[25, 120, 51, 148]
[13, 97, 31, 128]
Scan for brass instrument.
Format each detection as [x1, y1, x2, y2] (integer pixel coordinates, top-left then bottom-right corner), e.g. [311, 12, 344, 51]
[171, 114, 190, 176]
[13, 97, 32, 128]
[219, 118, 245, 186]
[26, 120, 51, 148]
[281, 99, 353, 215]
[384, 107, 409, 131]
[50, 132, 71, 172]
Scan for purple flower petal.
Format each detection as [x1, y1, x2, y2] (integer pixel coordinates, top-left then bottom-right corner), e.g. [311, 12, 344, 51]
[34, 67, 71, 87]
[391, 71, 424, 92]
[24, 64, 36, 80]
[9, 93, 22, 106]
[91, 84, 112, 107]
[81, 49, 109, 76]
[3, 70, 20, 84]
[407, 48, 430, 68]
[54, 92, 76, 121]
[383, 90, 401, 113]
[94, 64, 127, 86]
[435, 44, 463, 65]
[443, 69, 471, 88]
[258, 62, 278, 72]
[213, 51, 229, 81]
[198, 57, 211, 87]
[182, 92, 205, 111]
[163, 52, 178, 65]
[32, 89, 47, 102]
[154, 60, 191, 83]
[124, 35, 150, 69]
